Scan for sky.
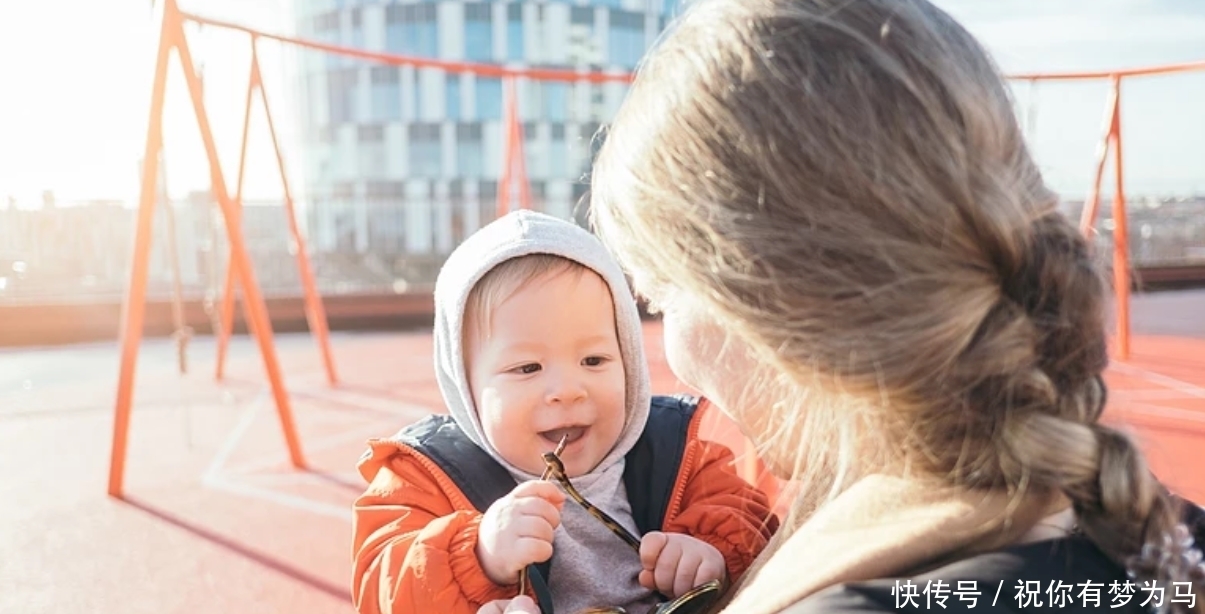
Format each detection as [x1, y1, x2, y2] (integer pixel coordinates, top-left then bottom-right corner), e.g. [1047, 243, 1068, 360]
[0, 0, 1202, 208]
[0, 0, 299, 207]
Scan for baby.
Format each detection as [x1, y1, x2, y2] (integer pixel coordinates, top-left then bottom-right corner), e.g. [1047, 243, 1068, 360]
[351, 210, 778, 614]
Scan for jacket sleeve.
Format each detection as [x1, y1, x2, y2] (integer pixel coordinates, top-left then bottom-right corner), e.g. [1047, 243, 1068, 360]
[663, 437, 780, 584]
[352, 443, 515, 614]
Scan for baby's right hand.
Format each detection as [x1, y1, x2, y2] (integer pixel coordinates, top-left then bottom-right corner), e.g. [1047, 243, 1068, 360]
[476, 480, 566, 585]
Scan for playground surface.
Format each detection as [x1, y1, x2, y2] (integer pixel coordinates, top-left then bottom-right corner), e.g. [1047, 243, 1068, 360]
[2, 290, 1204, 614]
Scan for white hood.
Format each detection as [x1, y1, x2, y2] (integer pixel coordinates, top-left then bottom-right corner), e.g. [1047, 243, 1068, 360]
[432, 209, 652, 479]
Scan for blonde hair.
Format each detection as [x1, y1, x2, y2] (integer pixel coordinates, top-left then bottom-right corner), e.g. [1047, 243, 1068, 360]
[464, 253, 589, 344]
[589, 0, 1203, 606]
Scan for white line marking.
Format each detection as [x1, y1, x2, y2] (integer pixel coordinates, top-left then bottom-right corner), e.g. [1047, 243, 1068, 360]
[1114, 388, 1203, 402]
[199, 383, 439, 520]
[204, 389, 268, 481]
[291, 386, 440, 418]
[225, 426, 388, 476]
[1111, 363, 1205, 399]
[241, 471, 364, 486]
[203, 474, 353, 521]
[1116, 402, 1205, 427]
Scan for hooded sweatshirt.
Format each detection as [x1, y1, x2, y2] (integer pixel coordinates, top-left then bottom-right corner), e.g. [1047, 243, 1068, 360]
[432, 209, 660, 614]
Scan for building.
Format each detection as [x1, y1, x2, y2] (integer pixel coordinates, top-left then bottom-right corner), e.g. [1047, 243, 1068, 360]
[291, 0, 677, 285]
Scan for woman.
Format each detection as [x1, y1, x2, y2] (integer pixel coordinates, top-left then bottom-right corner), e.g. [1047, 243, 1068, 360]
[483, 0, 1205, 612]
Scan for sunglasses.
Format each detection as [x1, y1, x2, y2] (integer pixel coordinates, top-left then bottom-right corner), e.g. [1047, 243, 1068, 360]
[528, 448, 725, 614]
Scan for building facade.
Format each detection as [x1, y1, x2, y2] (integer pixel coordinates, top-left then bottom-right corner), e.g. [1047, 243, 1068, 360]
[291, 0, 676, 283]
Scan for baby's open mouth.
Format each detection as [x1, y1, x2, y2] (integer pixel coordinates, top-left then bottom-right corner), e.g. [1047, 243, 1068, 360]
[540, 426, 586, 446]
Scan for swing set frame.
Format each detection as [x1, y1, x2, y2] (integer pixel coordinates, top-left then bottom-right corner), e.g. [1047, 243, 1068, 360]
[108, 0, 1205, 499]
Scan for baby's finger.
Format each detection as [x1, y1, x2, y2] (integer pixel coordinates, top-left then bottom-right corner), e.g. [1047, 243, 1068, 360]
[638, 569, 657, 592]
[511, 514, 557, 545]
[652, 538, 683, 596]
[477, 600, 508, 614]
[511, 480, 567, 506]
[504, 595, 541, 613]
[513, 535, 555, 566]
[512, 496, 563, 528]
[673, 553, 702, 598]
[639, 531, 668, 570]
[694, 556, 726, 588]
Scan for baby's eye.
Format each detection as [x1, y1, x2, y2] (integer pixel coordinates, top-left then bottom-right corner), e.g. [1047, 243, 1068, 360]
[516, 363, 542, 374]
[582, 356, 607, 367]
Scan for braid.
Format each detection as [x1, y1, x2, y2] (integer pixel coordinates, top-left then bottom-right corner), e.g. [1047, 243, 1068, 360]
[972, 211, 1205, 612]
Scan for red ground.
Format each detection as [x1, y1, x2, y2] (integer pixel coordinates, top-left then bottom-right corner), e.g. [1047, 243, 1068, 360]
[1, 318, 1202, 613]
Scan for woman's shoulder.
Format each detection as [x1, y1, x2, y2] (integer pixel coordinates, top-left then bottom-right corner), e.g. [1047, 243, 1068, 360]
[781, 536, 1153, 613]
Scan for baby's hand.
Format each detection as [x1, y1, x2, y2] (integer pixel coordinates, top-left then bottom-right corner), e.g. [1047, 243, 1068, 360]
[638, 532, 726, 598]
[477, 481, 566, 585]
[477, 595, 540, 614]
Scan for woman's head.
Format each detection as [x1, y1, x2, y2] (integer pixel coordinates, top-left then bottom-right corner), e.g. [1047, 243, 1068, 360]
[593, 0, 1094, 477]
[590, 0, 1200, 599]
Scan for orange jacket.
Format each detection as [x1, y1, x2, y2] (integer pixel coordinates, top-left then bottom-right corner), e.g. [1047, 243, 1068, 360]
[351, 400, 779, 614]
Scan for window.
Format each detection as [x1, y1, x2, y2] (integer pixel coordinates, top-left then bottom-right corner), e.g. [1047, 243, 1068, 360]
[313, 10, 339, 35]
[417, 6, 440, 57]
[366, 181, 405, 201]
[523, 122, 538, 140]
[330, 182, 355, 201]
[465, 3, 493, 62]
[328, 68, 358, 124]
[357, 124, 385, 143]
[456, 122, 484, 178]
[385, 5, 405, 54]
[544, 81, 568, 122]
[385, 4, 439, 57]
[581, 122, 602, 151]
[370, 67, 401, 121]
[358, 124, 386, 177]
[411, 72, 422, 120]
[449, 179, 467, 245]
[409, 123, 444, 178]
[608, 10, 644, 69]
[571, 182, 591, 227]
[446, 74, 462, 121]
[549, 125, 568, 178]
[476, 77, 503, 121]
[479, 180, 498, 225]
[571, 6, 594, 28]
[570, 4, 597, 65]
[366, 181, 406, 253]
[506, 3, 524, 62]
[350, 7, 365, 51]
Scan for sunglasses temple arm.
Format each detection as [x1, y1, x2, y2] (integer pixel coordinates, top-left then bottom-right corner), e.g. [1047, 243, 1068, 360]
[561, 480, 642, 552]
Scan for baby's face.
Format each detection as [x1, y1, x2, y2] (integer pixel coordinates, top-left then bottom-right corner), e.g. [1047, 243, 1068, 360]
[466, 268, 627, 477]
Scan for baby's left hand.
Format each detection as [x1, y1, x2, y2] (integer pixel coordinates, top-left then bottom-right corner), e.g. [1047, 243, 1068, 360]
[638, 531, 727, 598]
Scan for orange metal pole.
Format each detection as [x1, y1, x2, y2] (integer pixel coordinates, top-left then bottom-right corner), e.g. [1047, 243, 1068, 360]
[181, 10, 635, 85]
[1108, 75, 1131, 360]
[174, 10, 307, 468]
[1010, 58, 1205, 82]
[495, 79, 517, 219]
[254, 38, 339, 385]
[108, 0, 176, 498]
[215, 35, 260, 381]
[1079, 82, 1119, 237]
[512, 81, 531, 211]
